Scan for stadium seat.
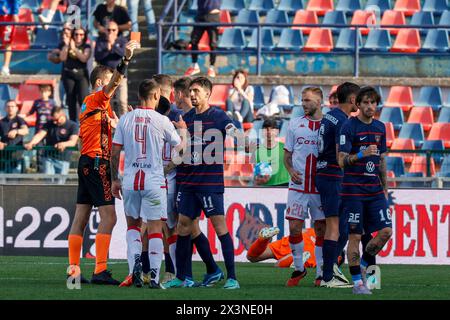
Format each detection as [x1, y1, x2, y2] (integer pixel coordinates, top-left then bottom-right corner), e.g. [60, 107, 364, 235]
[386, 156, 406, 176]
[303, 28, 333, 52]
[385, 122, 395, 147]
[440, 155, 450, 174]
[11, 25, 30, 51]
[422, 0, 450, 15]
[253, 85, 266, 109]
[361, 29, 392, 51]
[265, 9, 290, 35]
[306, 0, 334, 16]
[393, 0, 421, 16]
[21, 0, 40, 11]
[218, 10, 232, 35]
[398, 123, 425, 147]
[276, 28, 304, 50]
[408, 107, 434, 131]
[322, 11, 348, 34]
[188, 0, 198, 14]
[410, 12, 435, 35]
[0, 84, 13, 100]
[409, 156, 436, 176]
[220, 0, 246, 14]
[247, 28, 275, 50]
[292, 10, 319, 35]
[291, 106, 305, 118]
[384, 86, 414, 112]
[422, 140, 445, 165]
[399, 172, 426, 188]
[365, 0, 393, 14]
[437, 107, 450, 123]
[350, 10, 377, 35]
[248, 0, 275, 14]
[236, 9, 260, 35]
[209, 85, 230, 109]
[390, 138, 415, 162]
[380, 10, 406, 35]
[334, 29, 363, 51]
[379, 107, 405, 131]
[390, 29, 421, 53]
[278, 0, 304, 14]
[41, 0, 67, 12]
[428, 123, 450, 147]
[336, 0, 362, 15]
[217, 28, 246, 50]
[438, 10, 450, 26]
[31, 28, 59, 49]
[415, 86, 443, 111]
[15, 84, 41, 104]
[279, 119, 290, 137]
[421, 29, 450, 53]
[19, 8, 35, 31]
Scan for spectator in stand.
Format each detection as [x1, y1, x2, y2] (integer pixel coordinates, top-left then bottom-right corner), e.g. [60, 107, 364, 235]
[59, 27, 91, 122]
[0, 0, 21, 76]
[226, 69, 254, 125]
[329, 91, 338, 107]
[0, 100, 29, 173]
[94, 21, 128, 117]
[184, 0, 221, 78]
[24, 106, 78, 175]
[255, 85, 289, 118]
[25, 84, 57, 132]
[93, 0, 131, 36]
[128, 0, 157, 40]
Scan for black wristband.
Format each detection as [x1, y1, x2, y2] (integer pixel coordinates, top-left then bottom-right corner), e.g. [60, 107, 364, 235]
[123, 57, 131, 62]
[116, 59, 128, 75]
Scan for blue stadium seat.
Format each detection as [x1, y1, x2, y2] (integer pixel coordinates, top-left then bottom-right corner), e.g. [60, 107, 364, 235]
[217, 28, 246, 50]
[361, 29, 392, 51]
[422, 140, 445, 165]
[253, 85, 266, 109]
[247, 28, 275, 50]
[279, 119, 290, 137]
[334, 29, 363, 51]
[421, 29, 450, 52]
[410, 11, 435, 35]
[278, 0, 304, 14]
[322, 106, 332, 114]
[438, 107, 450, 122]
[374, 85, 385, 103]
[236, 10, 260, 35]
[422, 0, 450, 15]
[398, 123, 425, 148]
[399, 172, 426, 188]
[322, 11, 348, 34]
[386, 156, 406, 177]
[220, 0, 247, 15]
[276, 28, 304, 50]
[188, 0, 198, 14]
[336, 0, 362, 15]
[291, 106, 305, 118]
[438, 10, 450, 26]
[365, 0, 392, 13]
[21, 0, 40, 11]
[265, 9, 290, 35]
[440, 155, 450, 174]
[415, 86, 443, 111]
[31, 28, 59, 49]
[248, 0, 275, 14]
[379, 107, 404, 130]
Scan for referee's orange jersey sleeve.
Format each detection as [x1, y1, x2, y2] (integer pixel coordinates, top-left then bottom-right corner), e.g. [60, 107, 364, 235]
[79, 88, 114, 160]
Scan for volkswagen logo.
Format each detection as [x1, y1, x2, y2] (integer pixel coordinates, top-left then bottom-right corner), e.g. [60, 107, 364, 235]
[366, 161, 375, 172]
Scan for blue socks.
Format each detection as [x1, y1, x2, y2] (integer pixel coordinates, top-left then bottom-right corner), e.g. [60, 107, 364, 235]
[322, 239, 337, 282]
[164, 252, 175, 274]
[218, 233, 236, 280]
[175, 234, 191, 281]
[193, 232, 218, 274]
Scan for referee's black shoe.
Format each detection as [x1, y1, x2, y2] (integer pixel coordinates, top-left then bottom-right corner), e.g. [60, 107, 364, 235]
[91, 270, 121, 285]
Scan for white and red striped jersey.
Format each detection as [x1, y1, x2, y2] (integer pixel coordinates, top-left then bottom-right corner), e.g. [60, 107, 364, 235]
[284, 116, 322, 194]
[112, 107, 181, 191]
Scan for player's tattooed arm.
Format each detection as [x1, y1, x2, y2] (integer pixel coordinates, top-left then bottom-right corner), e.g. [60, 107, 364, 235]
[111, 144, 122, 182]
[338, 152, 357, 168]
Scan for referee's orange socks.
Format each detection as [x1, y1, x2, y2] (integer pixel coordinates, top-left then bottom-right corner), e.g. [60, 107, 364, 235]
[95, 233, 112, 274]
[247, 238, 270, 258]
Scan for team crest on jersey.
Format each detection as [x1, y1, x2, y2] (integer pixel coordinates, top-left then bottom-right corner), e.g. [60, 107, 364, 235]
[60, 128, 67, 135]
[375, 135, 381, 143]
[81, 103, 87, 113]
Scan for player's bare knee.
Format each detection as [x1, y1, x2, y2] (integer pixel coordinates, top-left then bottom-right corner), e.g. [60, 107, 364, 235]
[379, 227, 393, 242]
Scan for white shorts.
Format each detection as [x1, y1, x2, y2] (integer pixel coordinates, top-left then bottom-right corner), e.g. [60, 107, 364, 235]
[123, 188, 167, 222]
[286, 190, 325, 221]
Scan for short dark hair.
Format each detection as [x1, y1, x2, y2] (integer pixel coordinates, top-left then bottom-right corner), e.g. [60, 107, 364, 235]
[51, 106, 65, 116]
[302, 87, 323, 101]
[356, 86, 381, 105]
[262, 117, 280, 129]
[90, 65, 114, 87]
[189, 76, 212, 93]
[232, 69, 249, 90]
[153, 74, 173, 87]
[173, 77, 191, 96]
[138, 79, 160, 101]
[336, 82, 360, 104]
[39, 84, 53, 92]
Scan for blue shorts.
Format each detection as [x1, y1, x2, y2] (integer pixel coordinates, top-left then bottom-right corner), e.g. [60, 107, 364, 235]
[316, 175, 341, 218]
[342, 196, 392, 235]
[176, 191, 224, 219]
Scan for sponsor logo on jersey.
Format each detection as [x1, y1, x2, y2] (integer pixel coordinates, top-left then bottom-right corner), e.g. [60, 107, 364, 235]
[340, 135, 345, 145]
[296, 136, 318, 145]
[366, 161, 375, 172]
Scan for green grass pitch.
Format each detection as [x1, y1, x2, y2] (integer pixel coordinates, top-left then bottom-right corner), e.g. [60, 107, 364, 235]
[0, 256, 449, 300]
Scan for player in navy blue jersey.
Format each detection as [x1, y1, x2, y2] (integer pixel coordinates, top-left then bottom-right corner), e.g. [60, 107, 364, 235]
[317, 82, 360, 288]
[338, 86, 393, 295]
[165, 77, 241, 290]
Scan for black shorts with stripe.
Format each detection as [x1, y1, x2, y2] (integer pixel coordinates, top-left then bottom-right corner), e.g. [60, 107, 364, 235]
[77, 155, 115, 207]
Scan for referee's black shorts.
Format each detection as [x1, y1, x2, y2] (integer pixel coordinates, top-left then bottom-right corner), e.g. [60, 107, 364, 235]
[77, 155, 115, 207]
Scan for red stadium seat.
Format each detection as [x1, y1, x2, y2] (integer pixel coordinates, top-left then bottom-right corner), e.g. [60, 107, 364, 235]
[390, 29, 421, 53]
[11, 26, 30, 51]
[393, 0, 421, 16]
[303, 28, 333, 52]
[15, 84, 41, 104]
[385, 122, 395, 147]
[19, 8, 35, 31]
[19, 100, 36, 127]
[409, 156, 436, 176]
[40, 0, 67, 13]
[387, 170, 397, 188]
[243, 122, 254, 130]
[292, 10, 319, 35]
[350, 10, 377, 35]
[380, 10, 406, 35]
[187, 32, 210, 51]
[24, 79, 57, 87]
[306, 0, 334, 16]
[384, 86, 414, 112]
[390, 138, 415, 163]
[209, 84, 230, 109]
[408, 107, 434, 131]
[218, 10, 232, 35]
[428, 123, 450, 148]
